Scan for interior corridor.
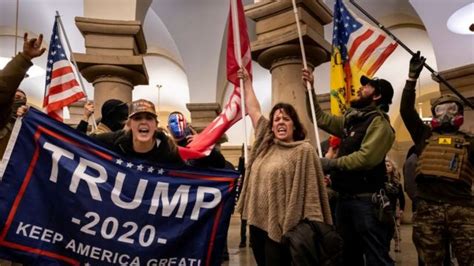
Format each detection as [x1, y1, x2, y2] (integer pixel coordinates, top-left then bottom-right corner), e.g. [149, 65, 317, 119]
[223, 214, 422, 266]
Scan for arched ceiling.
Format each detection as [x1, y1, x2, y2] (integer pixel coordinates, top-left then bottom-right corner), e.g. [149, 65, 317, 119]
[1, 0, 472, 145]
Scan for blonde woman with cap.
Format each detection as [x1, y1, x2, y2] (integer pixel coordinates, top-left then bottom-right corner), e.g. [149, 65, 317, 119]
[92, 99, 183, 166]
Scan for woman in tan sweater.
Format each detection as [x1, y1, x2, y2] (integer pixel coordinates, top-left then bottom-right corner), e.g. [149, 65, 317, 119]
[236, 69, 332, 265]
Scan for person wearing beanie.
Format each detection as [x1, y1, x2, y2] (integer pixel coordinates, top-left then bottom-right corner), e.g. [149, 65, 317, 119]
[89, 99, 129, 136]
[303, 69, 395, 266]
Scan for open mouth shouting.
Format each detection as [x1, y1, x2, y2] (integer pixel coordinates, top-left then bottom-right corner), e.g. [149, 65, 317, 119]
[138, 125, 150, 136]
[275, 125, 287, 137]
[272, 109, 294, 142]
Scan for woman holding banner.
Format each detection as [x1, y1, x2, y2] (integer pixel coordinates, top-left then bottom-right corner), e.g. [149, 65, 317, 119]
[91, 99, 184, 167]
[236, 69, 332, 265]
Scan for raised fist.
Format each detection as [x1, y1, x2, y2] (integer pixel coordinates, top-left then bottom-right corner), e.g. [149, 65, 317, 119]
[409, 51, 426, 80]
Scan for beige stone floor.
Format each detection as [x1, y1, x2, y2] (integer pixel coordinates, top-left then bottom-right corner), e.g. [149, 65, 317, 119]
[223, 214, 421, 266]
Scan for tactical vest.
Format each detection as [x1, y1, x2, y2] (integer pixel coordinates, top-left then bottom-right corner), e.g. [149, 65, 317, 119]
[416, 132, 473, 190]
[331, 111, 388, 194]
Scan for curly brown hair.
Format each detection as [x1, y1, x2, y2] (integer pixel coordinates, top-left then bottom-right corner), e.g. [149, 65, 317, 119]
[268, 103, 307, 141]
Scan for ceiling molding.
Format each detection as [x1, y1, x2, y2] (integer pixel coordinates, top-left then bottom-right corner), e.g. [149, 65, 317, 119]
[381, 13, 426, 31]
[146, 47, 185, 72]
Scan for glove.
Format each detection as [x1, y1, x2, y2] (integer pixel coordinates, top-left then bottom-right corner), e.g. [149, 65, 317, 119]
[320, 157, 337, 173]
[409, 51, 426, 79]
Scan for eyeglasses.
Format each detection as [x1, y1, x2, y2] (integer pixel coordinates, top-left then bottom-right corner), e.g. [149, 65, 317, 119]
[434, 102, 459, 116]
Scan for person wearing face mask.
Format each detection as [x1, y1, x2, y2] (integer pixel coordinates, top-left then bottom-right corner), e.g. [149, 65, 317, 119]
[11, 89, 28, 119]
[91, 99, 183, 166]
[0, 33, 45, 266]
[167, 111, 226, 169]
[400, 51, 474, 265]
[303, 68, 395, 265]
[167, 111, 193, 147]
[0, 33, 46, 159]
[235, 69, 332, 266]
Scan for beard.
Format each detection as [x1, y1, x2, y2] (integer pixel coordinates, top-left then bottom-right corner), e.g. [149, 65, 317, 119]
[350, 94, 373, 109]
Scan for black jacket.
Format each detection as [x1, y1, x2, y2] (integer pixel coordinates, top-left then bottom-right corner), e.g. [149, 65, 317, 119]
[282, 219, 343, 266]
[91, 129, 184, 167]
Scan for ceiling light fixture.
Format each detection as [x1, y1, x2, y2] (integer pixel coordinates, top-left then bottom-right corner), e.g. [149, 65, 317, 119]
[447, 3, 474, 35]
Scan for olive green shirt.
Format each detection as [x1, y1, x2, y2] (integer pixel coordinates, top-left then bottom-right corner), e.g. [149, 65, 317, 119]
[311, 91, 395, 171]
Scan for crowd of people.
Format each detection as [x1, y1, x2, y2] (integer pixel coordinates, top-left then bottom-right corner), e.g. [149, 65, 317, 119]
[0, 33, 473, 266]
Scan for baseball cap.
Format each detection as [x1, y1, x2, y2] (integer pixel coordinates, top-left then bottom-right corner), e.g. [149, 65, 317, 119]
[128, 99, 157, 118]
[360, 75, 394, 105]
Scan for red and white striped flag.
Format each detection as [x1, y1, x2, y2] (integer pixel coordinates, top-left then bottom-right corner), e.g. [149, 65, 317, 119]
[178, 0, 252, 160]
[43, 19, 85, 121]
[330, 0, 398, 115]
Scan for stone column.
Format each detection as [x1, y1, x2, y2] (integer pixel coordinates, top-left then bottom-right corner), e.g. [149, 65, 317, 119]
[186, 103, 228, 144]
[84, 0, 151, 23]
[245, 0, 333, 146]
[73, 16, 149, 118]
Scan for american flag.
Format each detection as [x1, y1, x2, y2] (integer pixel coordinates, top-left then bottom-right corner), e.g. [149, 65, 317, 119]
[330, 0, 398, 115]
[43, 19, 85, 121]
[178, 0, 252, 160]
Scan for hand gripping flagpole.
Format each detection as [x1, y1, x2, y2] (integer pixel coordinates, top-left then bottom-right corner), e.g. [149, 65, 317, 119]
[55, 11, 98, 130]
[291, 0, 323, 157]
[349, 0, 473, 109]
[231, 0, 249, 163]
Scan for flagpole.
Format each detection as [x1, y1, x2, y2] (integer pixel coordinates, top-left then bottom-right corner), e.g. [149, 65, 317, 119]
[348, 0, 473, 109]
[14, 0, 19, 56]
[231, 0, 249, 163]
[291, 0, 323, 158]
[55, 11, 98, 130]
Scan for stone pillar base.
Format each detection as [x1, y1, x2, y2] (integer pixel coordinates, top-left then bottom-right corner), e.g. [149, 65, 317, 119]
[74, 16, 149, 117]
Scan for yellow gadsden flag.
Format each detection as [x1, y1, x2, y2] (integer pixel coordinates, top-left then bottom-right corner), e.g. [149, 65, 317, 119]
[330, 0, 398, 115]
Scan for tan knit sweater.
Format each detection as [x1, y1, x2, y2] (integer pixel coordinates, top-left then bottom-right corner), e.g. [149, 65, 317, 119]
[237, 116, 332, 242]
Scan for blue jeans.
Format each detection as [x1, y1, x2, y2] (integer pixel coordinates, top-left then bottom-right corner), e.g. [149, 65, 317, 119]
[336, 197, 394, 266]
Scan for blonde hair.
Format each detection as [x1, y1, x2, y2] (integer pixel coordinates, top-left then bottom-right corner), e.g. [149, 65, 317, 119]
[385, 158, 401, 184]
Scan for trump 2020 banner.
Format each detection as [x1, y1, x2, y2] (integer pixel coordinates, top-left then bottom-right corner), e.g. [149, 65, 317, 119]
[0, 108, 238, 266]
